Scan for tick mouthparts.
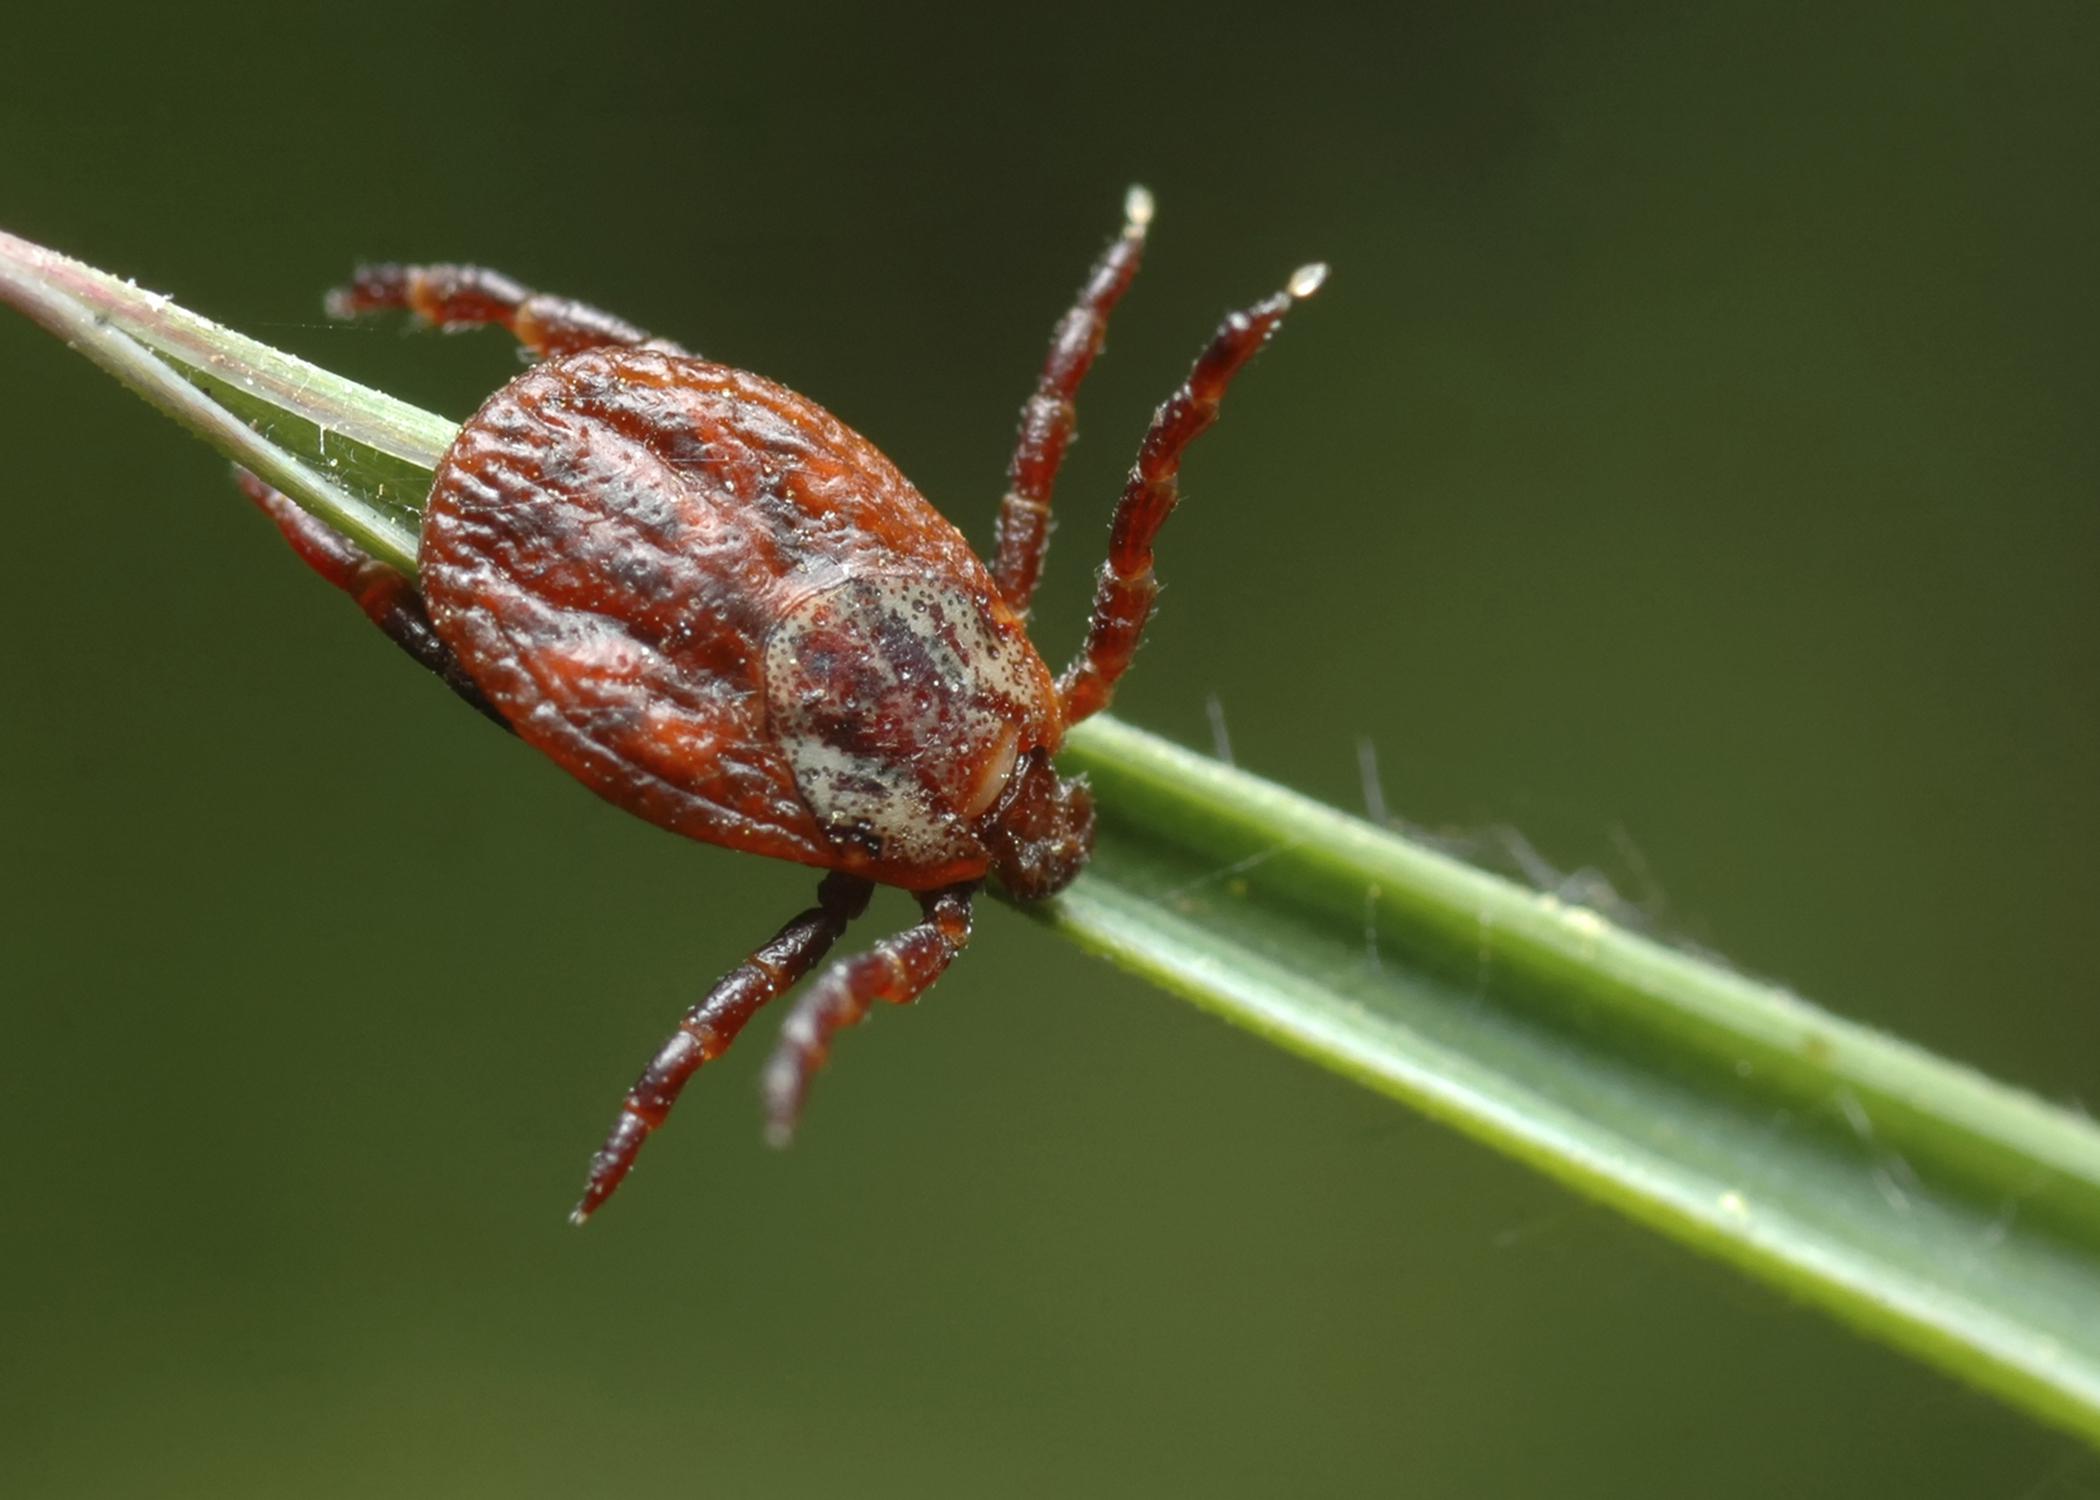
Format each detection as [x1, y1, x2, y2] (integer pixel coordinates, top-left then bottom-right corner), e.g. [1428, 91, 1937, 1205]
[1286, 262, 1330, 300]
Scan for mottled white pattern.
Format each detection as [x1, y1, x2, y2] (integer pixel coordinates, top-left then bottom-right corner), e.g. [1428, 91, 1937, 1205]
[763, 574, 1041, 866]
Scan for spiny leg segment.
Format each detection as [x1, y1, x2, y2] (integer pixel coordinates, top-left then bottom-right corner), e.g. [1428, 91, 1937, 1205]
[761, 883, 976, 1148]
[1055, 261, 1328, 726]
[326, 263, 685, 359]
[236, 470, 505, 725]
[571, 872, 876, 1225]
[991, 186, 1153, 616]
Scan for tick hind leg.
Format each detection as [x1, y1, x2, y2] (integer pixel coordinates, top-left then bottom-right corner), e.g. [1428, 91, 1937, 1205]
[326, 263, 687, 359]
[1056, 262, 1328, 727]
[991, 186, 1153, 616]
[237, 470, 505, 726]
[570, 873, 874, 1225]
[761, 884, 976, 1148]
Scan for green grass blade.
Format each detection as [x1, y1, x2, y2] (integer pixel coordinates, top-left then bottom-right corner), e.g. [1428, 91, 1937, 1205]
[0, 228, 441, 568]
[6, 228, 2098, 1443]
[1051, 716, 2100, 1439]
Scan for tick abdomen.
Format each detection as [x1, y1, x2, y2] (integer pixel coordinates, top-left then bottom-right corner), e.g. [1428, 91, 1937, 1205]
[421, 347, 1052, 885]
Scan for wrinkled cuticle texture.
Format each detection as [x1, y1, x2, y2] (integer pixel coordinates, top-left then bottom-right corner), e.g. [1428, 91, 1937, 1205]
[420, 347, 1061, 891]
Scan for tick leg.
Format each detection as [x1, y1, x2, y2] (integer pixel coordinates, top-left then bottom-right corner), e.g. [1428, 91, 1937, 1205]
[760, 883, 975, 1147]
[325, 263, 687, 359]
[1055, 262, 1327, 727]
[237, 469, 505, 727]
[991, 187, 1152, 617]
[571, 873, 874, 1225]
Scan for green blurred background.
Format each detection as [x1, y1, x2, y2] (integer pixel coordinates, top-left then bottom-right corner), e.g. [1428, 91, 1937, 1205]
[3, 2, 2096, 1495]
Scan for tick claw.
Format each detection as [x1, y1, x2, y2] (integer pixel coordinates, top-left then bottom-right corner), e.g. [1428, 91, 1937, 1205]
[1286, 262, 1329, 299]
[1122, 184, 1155, 235]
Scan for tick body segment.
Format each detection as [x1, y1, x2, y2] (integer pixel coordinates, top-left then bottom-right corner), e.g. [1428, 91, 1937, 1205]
[255, 190, 1321, 1221]
[424, 348, 1061, 892]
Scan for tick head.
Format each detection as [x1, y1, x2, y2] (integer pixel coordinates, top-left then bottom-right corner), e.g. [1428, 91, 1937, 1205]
[979, 749, 1095, 902]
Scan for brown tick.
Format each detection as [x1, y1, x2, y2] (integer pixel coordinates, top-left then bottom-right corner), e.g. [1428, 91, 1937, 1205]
[240, 188, 1323, 1222]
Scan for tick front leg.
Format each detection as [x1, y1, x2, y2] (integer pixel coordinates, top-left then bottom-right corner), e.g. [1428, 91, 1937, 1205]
[991, 187, 1151, 617]
[570, 873, 874, 1225]
[760, 884, 976, 1147]
[237, 470, 505, 726]
[325, 263, 687, 359]
[1056, 262, 1327, 727]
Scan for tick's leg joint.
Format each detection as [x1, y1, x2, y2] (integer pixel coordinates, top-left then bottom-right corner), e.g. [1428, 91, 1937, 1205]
[760, 883, 977, 1147]
[325, 263, 687, 359]
[991, 187, 1153, 616]
[570, 872, 873, 1225]
[1055, 262, 1325, 727]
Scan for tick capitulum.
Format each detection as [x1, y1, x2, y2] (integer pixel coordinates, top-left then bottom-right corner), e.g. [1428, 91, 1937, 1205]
[245, 187, 1323, 1222]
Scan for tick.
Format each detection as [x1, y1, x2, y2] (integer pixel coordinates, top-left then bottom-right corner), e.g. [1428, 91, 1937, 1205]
[242, 188, 1324, 1222]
